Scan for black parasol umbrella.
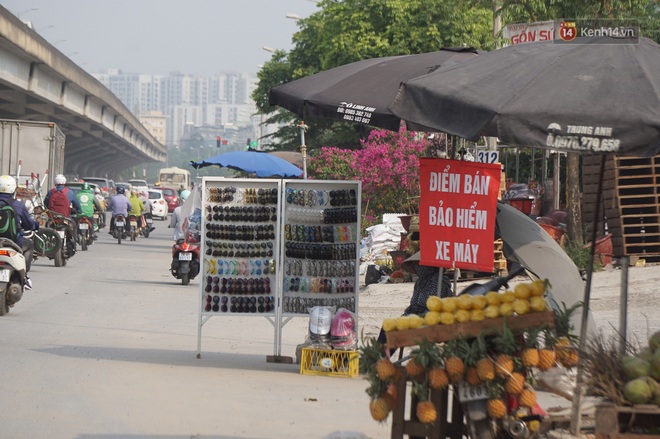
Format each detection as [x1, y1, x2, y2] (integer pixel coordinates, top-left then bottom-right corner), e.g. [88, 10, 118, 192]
[269, 47, 478, 131]
[390, 35, 660, 433]
[390, 36, 660, 157]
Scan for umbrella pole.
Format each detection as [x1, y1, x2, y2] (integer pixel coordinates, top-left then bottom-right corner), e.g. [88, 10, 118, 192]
[298, 121, 308, 180]
[569, 154, 605, 435]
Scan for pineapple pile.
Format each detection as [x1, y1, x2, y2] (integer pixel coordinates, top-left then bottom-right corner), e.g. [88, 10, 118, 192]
[361, 277, 585, 428]
[381, 279, 550, 332]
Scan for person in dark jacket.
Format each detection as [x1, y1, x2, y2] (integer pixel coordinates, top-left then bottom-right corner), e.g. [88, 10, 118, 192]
[0, 175, 40, 288]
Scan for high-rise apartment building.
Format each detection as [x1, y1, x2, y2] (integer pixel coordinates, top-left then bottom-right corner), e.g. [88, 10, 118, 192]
[92, 70, 258, 147]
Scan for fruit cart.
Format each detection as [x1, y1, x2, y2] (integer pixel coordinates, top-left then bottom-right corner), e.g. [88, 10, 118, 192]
[385, 312, 555, 439]
[360, 279, 576, 439]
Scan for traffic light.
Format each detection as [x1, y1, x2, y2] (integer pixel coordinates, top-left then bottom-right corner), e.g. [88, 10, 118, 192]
[216, 136, 221, 148]
[246, 138, 251, 150]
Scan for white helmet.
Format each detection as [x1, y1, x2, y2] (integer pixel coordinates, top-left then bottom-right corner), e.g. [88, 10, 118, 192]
[54, 174, 67, 185]
[0, 175, 17, 194]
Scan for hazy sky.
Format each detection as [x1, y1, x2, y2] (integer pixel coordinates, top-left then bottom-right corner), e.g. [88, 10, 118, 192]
[2, 0, 320, 76]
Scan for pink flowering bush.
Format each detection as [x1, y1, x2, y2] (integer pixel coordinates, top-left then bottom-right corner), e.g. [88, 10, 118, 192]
[309, 128, 430, 227]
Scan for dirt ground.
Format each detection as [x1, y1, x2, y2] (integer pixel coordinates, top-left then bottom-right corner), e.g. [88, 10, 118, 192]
[357, 262, 660, 348]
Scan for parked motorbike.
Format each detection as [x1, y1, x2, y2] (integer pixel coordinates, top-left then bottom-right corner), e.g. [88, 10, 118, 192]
[113, 214, 128, 244]
[0, 238, 27, 316]
[142, 212, 153, 238]
[74, 214, 94, 251]
[127, 214, 140, 241]
[170, 237, 200, 285]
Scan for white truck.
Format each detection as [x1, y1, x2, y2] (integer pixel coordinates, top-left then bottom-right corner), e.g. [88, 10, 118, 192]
[0, 119, 66, 196]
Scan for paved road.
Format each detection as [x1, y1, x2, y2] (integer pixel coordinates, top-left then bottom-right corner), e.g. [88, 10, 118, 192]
[0, 221, 386, 439]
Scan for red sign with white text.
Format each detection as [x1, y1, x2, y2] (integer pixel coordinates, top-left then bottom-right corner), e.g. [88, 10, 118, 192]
[419, 158, 501, 272]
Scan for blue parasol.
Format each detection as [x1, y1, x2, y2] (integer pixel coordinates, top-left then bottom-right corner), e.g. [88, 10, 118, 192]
[190, 150, 303, 178]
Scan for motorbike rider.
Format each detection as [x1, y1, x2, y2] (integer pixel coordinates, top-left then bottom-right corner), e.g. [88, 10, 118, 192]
[0, 175, 40, 289]
[93, 187, 107, 228]
[43, 174, 80, 257]
[43, 174, 82, 218]
[169, 190, 190, 241]
[108, 186, 132, 234]
[139, 190, 156, 233]
[128, 190, 146, 232]
[76, 183, 104, 239]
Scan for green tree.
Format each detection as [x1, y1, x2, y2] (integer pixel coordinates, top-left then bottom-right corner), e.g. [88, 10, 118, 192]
[252, 0, 496, 151]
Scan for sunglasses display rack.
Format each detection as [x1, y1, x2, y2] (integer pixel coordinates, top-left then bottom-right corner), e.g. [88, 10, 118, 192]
[196, 177, 360, 361]
[197, 178, 282, 357]
[280, 180, 361, 321]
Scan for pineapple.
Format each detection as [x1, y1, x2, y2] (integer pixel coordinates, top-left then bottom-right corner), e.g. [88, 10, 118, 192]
[428, 367, 449, 390]
[499, 302, 514, 317]
[442, 297, 458, 313]
[409, 314, 424, 329]
[475, 334, 496, 382]
[396, 315, 411, 331]
[472, 295, 488, 310]
[512, 299, 531, 316]
[412, 381, 437, 424]
[424, 311, 440, 326]
[529, 296, 548, 312]
[485, 291, 501, 306]
[426, 296, 443, 312]
[406, 355, 426, 379]
[520, 388, 537, 408]
[382, 317, 398, 332]
[501, 290, 516, 304]
[463, 339, 481, 386]
[457, 294, 473, 310]
[439, 312, 455, 325]
[521, 328, 541, 368]
[407, 338, 442, 380]
[538, 329, 557, 370]
[554, 301, 582, 368]
[444, 339, 466, 383]
[416, 400, 437, 424]
[375, 357, 397, 381]
[492, 323, 517, 377]
[454, 309, 471, 323]
[470, 309, 485, 321]
[466, 367, 481, 386]
[369, 396, 391, 421]
[484, 305, 501, 319]
[514, 283, 532, 300]
[486, 380, 507, 419]
[505, 372, 525, 394]
[529, 278, 549, 297]
[487, 398, 507, 419]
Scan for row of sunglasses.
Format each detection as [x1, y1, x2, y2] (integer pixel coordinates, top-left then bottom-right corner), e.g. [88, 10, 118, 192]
[204, 258, 276, 276]
[205, 204, 278, 223]
[283, 276, 355, 294]
[282, 296, 355, 314]
[203, 294, 275, 313]
[285, 188, 357, 207]
[284, 259, 356, 278]
[284, 223, 357, 243]
[206, 186, 278, 205]
[204, 276, 273, 295]
[284, 242, 357, 260]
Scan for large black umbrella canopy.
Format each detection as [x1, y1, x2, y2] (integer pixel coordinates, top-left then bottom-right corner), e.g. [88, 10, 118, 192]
[269, 47, 478, 131]
[390, 36, 660, 157]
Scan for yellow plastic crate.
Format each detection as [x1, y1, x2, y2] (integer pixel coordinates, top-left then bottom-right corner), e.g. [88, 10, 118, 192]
[300, 348, 359, 378]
